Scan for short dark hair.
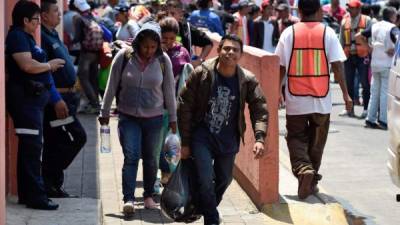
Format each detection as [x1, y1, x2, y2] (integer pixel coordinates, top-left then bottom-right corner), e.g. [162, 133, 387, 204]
[41, 0, 57, 13]
[159, 17, 179, 34]
[219, 34, 243, 53]
[166, 0, 183, 9]
[12, 0, 41, 27]
[297, 0, 321, 17]
[197, 0, 210, 9]
[382, 6, 397, 22]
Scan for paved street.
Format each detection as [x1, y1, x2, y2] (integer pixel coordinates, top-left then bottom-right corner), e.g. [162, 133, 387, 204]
[279, 82, 400, 225]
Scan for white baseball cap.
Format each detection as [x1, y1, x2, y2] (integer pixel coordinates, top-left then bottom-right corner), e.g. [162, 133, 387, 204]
[74, 0, 91, 12]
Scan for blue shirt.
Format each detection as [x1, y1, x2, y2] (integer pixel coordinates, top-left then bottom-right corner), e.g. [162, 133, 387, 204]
[193, 70, 240, 155]
[41, 25, 76, 88]
[6, 27, 61, 104]
[188, 9, 224, 36]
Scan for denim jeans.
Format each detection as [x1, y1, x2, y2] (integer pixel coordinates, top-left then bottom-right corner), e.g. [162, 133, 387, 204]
[191, 140, 236, 225]
[344, 55, 370, 110]
[367, 68, 390, 124]
[118, 113, 163, 202]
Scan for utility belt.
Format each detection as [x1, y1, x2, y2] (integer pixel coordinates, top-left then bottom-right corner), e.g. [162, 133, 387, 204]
[24, 80, 51, 97]
[57, 86, 77, 94]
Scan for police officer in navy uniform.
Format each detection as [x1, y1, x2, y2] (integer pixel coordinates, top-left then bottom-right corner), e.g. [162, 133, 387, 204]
[6, 0, 67, 210]
[40, 0, 87, 198]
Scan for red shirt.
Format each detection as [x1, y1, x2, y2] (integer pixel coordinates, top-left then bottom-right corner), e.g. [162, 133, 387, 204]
[322, 4, 346, 23]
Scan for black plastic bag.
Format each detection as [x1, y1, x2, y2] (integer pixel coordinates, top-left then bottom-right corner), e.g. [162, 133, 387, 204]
[160, 159, 201, 223]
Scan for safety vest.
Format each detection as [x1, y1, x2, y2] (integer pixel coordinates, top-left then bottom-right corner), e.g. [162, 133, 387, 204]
[287, 22, 330, 98]
[343, 15, 369, 57]
[234, 12, 249, 45]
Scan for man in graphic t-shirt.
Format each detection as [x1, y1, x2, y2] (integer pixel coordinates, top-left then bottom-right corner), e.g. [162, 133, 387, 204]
[178, 34, 268, 225]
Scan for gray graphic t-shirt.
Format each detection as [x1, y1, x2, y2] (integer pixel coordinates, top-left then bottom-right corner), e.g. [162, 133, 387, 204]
[193, 70, 240, 155]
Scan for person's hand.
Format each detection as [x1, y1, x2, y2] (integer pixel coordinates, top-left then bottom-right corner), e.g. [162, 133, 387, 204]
[98, 117, 110, 125]
[180, 146, 191, 159]
[343, 94, 353, 112]
[48, 58, 65, 72]
[253, 142, 265, 159]
[191, 59, 202, 68]
[169, 122, 177, 134]
[54, 100, 69, 119]
[386, 48, 395, 56]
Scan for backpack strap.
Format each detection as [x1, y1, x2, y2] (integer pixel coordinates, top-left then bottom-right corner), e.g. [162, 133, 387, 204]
[158, 54, 166, 76]
[115, 48, 133, 104]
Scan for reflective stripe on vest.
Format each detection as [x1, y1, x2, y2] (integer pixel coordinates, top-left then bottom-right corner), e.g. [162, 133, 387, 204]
[343, 15, 369, 57]
[287, 22, 330, 98]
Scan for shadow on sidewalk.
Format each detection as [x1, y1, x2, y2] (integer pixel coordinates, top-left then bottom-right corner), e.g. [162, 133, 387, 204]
[104, 208, 176, 224]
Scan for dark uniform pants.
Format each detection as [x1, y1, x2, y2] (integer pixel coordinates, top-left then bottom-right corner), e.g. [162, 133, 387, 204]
[42, 92, 87, 189]
[7, 81, 49, 203]
[286, 113, 330, 177]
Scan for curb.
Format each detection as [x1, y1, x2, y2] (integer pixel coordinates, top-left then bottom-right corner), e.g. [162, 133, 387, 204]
[259, 150, 350, 225]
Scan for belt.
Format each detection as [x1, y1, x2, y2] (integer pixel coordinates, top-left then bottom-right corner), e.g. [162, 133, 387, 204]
[57, 86, 76, 93]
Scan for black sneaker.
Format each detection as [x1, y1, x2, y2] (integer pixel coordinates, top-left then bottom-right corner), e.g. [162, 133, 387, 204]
[365, 120, 379, 129]
[378, 121, 388, 130]
[47, 186, 78, 198]
[26, 199, 59, 210]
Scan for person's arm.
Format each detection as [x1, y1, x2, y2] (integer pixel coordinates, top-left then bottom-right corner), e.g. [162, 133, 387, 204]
[72, 15, 84, 44]
[12, 52, 65, 74]
[355, 27, 372, 52]
[245, 74, 268, 159]
[331, 61, 352, 112]
[246, 74, 268, 143]
[339, 22, 345, 47]
[161, 54, 177, 133]
[99, 49, 125, 123]
[177, 66, 201, 157]
[385, 27, 397, 56]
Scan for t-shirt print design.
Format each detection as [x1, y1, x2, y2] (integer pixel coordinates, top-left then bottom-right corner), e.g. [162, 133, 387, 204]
[206, 86, 236, 134]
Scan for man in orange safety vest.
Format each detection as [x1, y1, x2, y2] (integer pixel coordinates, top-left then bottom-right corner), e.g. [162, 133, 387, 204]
[275, 0, 352, 200]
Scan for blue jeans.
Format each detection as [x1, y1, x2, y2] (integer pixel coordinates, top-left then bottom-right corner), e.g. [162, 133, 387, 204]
[367, 68, 390, 124]
[344, 55, 370, 110]
[191, 140, 236, 225]
[118, 113, 163, 202]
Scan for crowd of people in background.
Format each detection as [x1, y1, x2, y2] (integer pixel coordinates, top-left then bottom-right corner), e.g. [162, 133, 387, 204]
[5, 0, 400, 224]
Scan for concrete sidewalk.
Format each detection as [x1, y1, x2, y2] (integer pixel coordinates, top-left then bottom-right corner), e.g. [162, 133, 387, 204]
[6, 115, 101, 225]
[100, 117, 270, 225]
[7, 113, 350, 225]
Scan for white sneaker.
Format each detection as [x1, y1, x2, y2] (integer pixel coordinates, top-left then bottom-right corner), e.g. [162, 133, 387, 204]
[360, 110, 368, 119]
[123, 201, 135, 214]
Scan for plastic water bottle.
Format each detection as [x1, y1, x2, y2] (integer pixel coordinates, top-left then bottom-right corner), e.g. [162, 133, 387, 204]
[100, 125, 111, 153]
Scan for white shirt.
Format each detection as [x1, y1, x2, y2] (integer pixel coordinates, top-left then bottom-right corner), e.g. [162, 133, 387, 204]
[275, 24, 346, 115]
[371, 20, 395, 70]
[262, 21, 276, 53]
[116, 20, 140, 41]
[242, 16, 248, 45]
